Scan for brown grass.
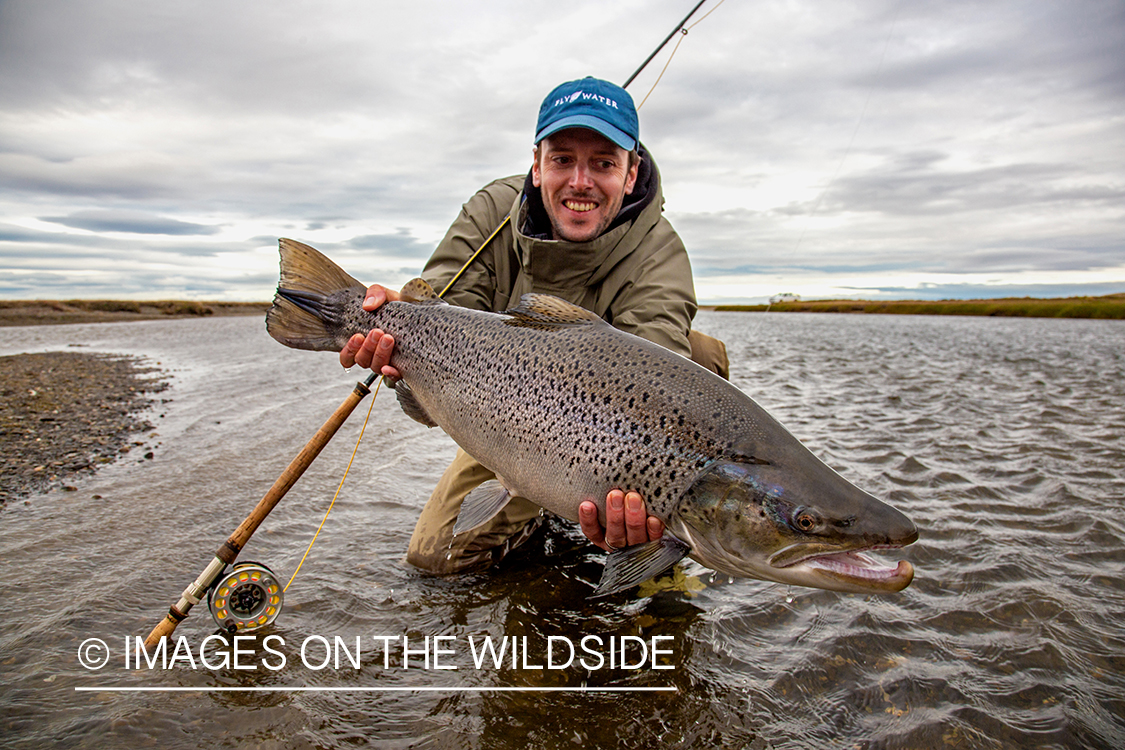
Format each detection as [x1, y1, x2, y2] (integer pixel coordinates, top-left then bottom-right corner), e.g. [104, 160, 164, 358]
[713, 295, 1125, 319]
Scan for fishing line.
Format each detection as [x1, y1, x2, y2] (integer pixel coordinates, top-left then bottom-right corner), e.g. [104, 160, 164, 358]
[437, 0, 720, 296]
[286, 1, 724, 588]
[284, 375, 381, 592]
[636, 0, 727, 111]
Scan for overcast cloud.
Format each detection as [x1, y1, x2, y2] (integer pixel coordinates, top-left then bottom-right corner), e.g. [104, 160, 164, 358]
[1, 0, 1122, 303]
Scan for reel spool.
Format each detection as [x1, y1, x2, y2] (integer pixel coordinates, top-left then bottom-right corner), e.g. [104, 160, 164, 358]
[207, 561, 283, 633]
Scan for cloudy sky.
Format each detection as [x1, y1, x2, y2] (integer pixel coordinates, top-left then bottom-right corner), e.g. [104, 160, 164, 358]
[1, 0, 1122, 304]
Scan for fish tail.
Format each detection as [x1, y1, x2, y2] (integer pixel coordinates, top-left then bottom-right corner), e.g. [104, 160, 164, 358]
[266, 238, 366, 351]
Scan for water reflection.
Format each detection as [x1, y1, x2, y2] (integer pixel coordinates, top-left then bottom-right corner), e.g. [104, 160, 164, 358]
[1, 313, 1123, 749]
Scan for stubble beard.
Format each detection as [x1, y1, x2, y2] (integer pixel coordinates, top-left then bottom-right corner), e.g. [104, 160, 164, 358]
[546, 187, 626, 243]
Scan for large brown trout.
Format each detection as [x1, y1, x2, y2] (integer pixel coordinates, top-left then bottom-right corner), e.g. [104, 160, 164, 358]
[266, 239, 918, 596]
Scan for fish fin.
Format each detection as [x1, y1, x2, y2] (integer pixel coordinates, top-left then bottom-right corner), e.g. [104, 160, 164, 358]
[390, 379, 438, 427]
[266, 239, 366, 351]
[591, 535, 692, 598]
[400, 278, 448, 305]
[503, 294, 604, 330]
[452, 480, 513, 535]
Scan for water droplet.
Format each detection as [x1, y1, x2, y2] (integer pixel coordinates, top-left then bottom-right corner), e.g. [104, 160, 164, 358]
[446, 552, 453, 560]
[785, 586, 794, 604]
[344, 367, 353, 374]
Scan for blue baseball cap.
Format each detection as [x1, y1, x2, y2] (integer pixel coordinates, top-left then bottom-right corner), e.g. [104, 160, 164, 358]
[534, 77, 638, 151]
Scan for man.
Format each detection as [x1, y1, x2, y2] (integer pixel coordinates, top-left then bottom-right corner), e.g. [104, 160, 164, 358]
[340, 77, 727, 574]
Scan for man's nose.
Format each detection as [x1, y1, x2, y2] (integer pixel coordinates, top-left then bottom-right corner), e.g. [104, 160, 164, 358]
[568, 163, 594, 190]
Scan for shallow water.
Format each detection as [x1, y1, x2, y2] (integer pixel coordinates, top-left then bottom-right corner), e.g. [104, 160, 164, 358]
[1, 312, 1123, 749]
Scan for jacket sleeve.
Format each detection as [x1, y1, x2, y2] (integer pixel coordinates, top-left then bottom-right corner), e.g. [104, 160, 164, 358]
[608, 217, 697, 359]
[422, 177, 521, 312]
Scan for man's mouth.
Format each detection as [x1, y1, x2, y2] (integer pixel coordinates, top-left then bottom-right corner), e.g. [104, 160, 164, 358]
[563, 199, 598, 213]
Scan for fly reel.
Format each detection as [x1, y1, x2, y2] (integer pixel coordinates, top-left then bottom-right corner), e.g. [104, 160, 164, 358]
[207, 561, 283, 633]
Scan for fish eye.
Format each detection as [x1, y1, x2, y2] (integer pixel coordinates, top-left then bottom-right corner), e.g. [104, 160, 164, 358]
[794, 508, 818, 532]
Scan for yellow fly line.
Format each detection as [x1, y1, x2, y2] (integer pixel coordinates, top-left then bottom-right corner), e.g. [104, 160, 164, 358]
[436, 0, 725, 297]
[637, 0, 726, 110]
[284, 377, 383, 593]
[284, 0, 726, 590]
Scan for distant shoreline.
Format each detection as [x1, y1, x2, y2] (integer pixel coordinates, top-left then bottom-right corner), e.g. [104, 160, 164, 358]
[708, 294, 1125, 319]
[2, 295, 1123, 326]
[0, 299, 270, 327]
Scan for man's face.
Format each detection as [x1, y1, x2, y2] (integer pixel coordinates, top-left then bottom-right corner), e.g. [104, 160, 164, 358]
[532, 128, 639, 243]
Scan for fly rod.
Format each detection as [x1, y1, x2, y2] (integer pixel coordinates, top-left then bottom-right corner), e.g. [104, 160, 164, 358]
[439, 0, 711, 296]
[143, 374, 376, 647]
[622, 0, 708, 88]
[143, 0, 715, 647]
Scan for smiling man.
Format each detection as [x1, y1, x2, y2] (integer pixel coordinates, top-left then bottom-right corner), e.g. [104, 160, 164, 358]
[341, 77, 727, 575]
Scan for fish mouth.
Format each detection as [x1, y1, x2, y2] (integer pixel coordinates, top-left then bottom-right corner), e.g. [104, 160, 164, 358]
[771, 545, 915, 593]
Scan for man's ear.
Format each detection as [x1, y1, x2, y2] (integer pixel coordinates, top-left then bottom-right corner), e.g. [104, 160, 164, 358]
[531, 147, 542, 187]
[624, 160, 639, 195]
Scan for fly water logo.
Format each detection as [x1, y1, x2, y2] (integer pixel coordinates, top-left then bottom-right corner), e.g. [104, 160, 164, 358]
[552, 91, 621, 110]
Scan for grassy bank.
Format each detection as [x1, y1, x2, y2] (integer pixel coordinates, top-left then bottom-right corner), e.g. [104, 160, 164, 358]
[713, 294, 1125, 319]
[0, 299, 270, 327]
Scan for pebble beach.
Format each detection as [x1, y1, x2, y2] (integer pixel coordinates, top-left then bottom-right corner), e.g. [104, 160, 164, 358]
[0, 351, 168, 505]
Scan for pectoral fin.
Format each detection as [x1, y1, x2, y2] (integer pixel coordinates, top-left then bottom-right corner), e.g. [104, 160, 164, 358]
[390, 379, 438, 427]
[592, 535, 692, 597]
[452, 480, 512, 535]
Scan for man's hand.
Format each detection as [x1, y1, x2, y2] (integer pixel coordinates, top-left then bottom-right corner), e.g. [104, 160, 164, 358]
[579, 490, 664, 552]
[339, 284, 403, 377]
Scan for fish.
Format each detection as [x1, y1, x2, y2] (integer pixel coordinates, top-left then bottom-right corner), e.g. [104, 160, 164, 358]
[266, 238, 918, 596]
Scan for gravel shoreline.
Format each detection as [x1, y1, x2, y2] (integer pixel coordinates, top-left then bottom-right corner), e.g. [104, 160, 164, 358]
[0, 351, 169, 505]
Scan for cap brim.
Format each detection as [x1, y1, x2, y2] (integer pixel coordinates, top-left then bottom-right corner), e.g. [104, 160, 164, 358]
[535, 115, 636, 151]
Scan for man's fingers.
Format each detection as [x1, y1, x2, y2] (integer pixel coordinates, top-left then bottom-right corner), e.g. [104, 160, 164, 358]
[363, 284, 403, 311]
[580, 490, 665, 553]
[604, 489, 628, 550]
[623, 491, 649, 547]
[579, 501, 609, 551]
[340, 333, 366, 368]
[341, 330, 395, 371]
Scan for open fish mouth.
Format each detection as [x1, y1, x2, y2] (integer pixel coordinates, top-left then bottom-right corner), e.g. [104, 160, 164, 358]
[779, 546, 915, 593]
[769, 541, 918, 593]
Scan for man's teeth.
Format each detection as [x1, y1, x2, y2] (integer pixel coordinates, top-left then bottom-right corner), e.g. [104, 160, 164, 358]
[565, 200, 596, 212]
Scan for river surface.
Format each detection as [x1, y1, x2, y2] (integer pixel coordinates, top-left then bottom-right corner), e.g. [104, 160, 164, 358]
[1, 311, 1123, 749]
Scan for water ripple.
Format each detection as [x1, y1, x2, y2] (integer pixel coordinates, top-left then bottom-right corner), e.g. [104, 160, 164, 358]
[1, 313, 1124, 748]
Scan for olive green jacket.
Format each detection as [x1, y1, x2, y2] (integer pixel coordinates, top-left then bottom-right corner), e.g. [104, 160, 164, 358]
[421, 171, 697, 359]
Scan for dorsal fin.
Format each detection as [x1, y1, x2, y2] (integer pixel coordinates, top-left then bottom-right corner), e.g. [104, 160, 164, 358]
[399, 278, 447, 305]
[503, 293, 604, 330]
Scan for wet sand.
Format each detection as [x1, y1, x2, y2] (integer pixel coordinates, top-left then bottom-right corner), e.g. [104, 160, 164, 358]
[0, 351, 169, 504]
[0, 303, 265, 502]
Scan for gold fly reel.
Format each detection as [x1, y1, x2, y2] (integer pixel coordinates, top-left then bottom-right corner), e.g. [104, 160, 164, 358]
[207, 561, 283, 633]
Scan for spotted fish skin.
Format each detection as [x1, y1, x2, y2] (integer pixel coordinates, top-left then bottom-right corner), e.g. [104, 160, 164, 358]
[267, 239, 918, 596]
